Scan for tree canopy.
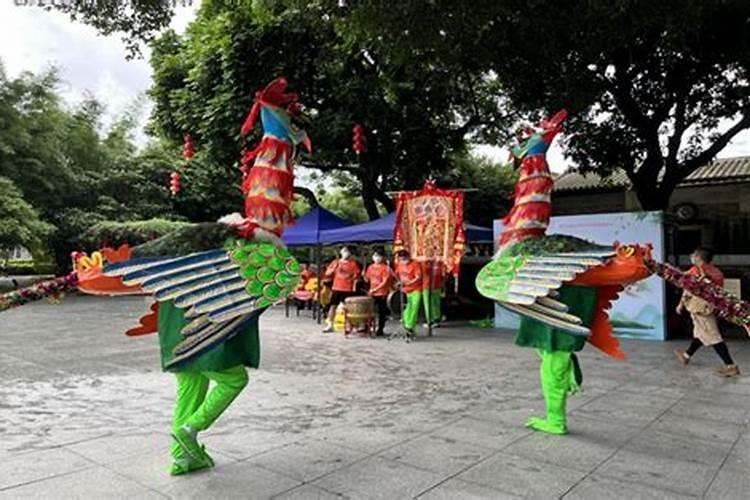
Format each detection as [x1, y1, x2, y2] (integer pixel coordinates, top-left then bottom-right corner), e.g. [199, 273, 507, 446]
[0, 176, 55, 267]
[0, 64, 182, 269]
[147, 0, 498, 219]
[44, 0, 750, 215]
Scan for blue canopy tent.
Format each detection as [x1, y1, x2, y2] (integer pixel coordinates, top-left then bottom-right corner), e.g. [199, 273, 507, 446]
[318, 212, 493, 244]
[281, 207, 354, 322]
[282, 206, 354, 246]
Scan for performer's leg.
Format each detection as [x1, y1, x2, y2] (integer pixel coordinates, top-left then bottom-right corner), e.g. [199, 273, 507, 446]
[170, 372, 210, 474]
[173, 366, 249, 461]
[431, 290, 442, 324]
[402, 292, 421, 333]
[526, 350, 576, 435]
[422, 288, 432, 324]
[375, 296, 388, 335]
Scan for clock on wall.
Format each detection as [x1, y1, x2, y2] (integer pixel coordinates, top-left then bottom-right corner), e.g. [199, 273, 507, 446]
[673, 203, 698, 223]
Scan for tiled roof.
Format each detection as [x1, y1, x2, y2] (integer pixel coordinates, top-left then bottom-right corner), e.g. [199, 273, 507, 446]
[554, 156, 750, 192]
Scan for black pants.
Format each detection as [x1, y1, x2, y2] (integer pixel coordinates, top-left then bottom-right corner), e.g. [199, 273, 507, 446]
[686, 338, 734, 365]
[373, 296, 389, 335]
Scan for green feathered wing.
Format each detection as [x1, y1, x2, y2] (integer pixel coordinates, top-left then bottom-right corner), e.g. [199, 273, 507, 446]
[476, 235, 615, 336]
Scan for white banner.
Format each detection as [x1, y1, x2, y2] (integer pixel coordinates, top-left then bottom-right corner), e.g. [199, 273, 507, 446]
[493, 211, 666, 341]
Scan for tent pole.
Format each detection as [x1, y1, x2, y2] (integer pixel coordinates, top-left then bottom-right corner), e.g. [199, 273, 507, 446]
[427, 260, 433, 337]
[316, 243, 322, 325]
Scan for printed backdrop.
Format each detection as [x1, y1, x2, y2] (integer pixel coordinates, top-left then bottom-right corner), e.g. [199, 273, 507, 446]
[493, 211, 666, 341]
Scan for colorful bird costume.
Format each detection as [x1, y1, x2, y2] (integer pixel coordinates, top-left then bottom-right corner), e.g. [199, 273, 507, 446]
[477, 111, 750, 435]
[476, 111, 653, 435]
[71, 78, 310, 474]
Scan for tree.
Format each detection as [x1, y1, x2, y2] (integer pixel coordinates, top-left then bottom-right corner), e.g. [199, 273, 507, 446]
[439, 154, 517, 227]
[147, 1, 496, 220]
[0, 63, 182, 268]
[340, 0, 750, 211]
[0, 176, 55, 267]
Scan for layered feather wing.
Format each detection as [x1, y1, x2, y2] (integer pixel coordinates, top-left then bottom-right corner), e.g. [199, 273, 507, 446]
[476, 235, 616, 336]
[105, 240, 300, 367]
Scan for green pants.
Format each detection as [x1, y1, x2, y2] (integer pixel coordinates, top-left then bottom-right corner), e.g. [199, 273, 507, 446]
[402, 291, 422, 331]
[526, 350, 579, 435]
[171, 365, 249, 459]
[422, 289, 442, 323]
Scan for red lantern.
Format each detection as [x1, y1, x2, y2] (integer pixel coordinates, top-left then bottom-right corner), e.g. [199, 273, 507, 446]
[182, 134, 195, 160]
[352, 124, 366, 155]
[170, 171, 182, 196]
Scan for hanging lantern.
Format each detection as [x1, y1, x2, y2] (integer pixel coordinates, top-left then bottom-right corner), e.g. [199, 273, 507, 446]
[352, 124, 366, 155]
[182, 134, 195, 160]
[170, 171, 182, 196]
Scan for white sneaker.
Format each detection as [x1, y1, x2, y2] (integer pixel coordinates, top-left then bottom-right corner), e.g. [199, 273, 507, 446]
[322, 326, 333, 333]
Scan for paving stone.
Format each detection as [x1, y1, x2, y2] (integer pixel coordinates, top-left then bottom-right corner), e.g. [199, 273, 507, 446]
[564, 474, 699, 500]
[417, 478, 521, 499]
[0, 447, 94, 490]
[0, 466, 165, 500]
[380, 433, 496, 476]
[249, 439, 367, 481]
[272, 484, 349, 499]
[572, 391, 680, 426]
[622, 428, 733, 467]
[311, 422, 423, 453]
[648, 411, 743, 444]
[596, 449, 716, 495]
[203, 425, 299, 460]
[430, 416, 531, 450]
[313, 457, 444, 500]
[502, 416, 640, 472]
[107, 447, 236, 488]
[456, 452, 587, 498]
[704, 465, 750, 499]
[159, 460, 301, 499]
[65, 431, 170, 465]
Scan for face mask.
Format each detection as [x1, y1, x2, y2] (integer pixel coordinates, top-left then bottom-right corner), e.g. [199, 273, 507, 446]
[340, 250, 350, 259]
[373, 255, 383, 263]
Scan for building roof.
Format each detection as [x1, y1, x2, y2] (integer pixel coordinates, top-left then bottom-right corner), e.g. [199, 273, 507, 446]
[554, 156, 750, 193]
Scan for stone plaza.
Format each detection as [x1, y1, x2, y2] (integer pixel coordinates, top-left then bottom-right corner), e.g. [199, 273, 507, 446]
[1, 295, 749, 499]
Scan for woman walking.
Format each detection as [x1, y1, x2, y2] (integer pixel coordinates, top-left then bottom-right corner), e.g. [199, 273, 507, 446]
[674, 248, 739, 377]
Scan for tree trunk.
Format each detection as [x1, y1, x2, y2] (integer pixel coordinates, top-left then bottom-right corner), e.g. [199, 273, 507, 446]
[293, 186, 319, 208]
[633, 176, 679, 212]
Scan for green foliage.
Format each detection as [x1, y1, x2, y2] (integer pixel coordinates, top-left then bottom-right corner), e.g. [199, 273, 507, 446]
[0, 176, 55, 266]
[0, 64, 183, 269]
[318, 187, 371, 223]
[147, 2, 493, 220]
[81, 218, 191, 250]
[131, 222, 234, 257]
[2, 259, 57, 276]
[440, 154, 517, 227]
[341, 0, 750, 210]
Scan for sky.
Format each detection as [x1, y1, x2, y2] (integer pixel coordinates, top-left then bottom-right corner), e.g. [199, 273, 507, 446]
[1, 1, 749, 175]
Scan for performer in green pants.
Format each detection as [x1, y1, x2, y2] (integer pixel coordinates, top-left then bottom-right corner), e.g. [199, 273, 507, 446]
[395, 250, 423, 336]
[514, 285, 594, 435]
[159, 301, 259, 475]
[421, 261, 444, 327]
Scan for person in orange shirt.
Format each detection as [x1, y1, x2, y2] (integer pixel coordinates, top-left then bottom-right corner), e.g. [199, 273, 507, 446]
[295, 262, 315, 311]
[364, 247, 395, 336]
[395, 250, 422, 337]
[323, 246, 361, 332]
[674, 247, 739, 376]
